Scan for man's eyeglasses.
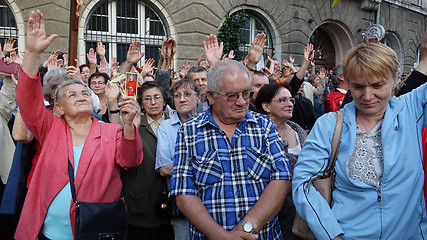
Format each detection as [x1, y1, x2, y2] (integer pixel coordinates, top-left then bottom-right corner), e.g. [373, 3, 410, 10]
[173, 92, 197, 100]
[271, 97, 296, 105]
[215, 90, 253, 102]
[142, 95, 163, 103]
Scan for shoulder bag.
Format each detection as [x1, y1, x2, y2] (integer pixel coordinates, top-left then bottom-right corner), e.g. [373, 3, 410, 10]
[292, 110, 344, 240]
[68, 160, 128, 240]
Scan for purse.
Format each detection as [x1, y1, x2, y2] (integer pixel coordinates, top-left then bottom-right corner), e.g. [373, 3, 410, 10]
[68, 160, 128, 240]
[292, 111, 344, 240]
[154, 186, 185, 219]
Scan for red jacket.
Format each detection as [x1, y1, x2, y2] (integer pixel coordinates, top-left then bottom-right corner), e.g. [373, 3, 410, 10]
[324, 91, 346, 113]
[15, 70, 143, 240]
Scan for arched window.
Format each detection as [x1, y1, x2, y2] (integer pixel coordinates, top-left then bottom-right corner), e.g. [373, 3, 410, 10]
[237, 12, 273, 54]
[0, 0, 18, 49]
[85, 0, 169, 65]
[310, 27, 336, 69]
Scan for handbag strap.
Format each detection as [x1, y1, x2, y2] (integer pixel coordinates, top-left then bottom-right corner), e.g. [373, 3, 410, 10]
[323, 111, 344, 178]
[68, 159, 78, 203]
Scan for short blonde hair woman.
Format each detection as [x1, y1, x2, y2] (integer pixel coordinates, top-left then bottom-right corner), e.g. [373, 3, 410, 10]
[293, 43, 427, 240]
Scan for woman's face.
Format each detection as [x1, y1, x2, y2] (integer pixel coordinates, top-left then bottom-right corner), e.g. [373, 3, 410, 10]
[313, 77, 320, 88]
[80, 66, 90, 83]
[141, 87, 165, 119]
[89, 76, 106, 95]
[173, 86, 199, 115]
[349, 72, 396, 119]
[56, 84, 93, 117]
[264, 87, 294, 121]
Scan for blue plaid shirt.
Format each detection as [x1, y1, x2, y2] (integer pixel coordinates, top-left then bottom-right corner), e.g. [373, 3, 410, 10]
[170, 109, 291, 240]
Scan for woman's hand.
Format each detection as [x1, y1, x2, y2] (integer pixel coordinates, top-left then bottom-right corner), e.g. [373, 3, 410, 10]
[26, 10, 58, 54]
[119, 96, 140, 139]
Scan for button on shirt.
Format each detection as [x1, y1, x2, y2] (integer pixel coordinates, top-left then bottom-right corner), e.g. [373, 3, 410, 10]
[170, 109, 291, 240]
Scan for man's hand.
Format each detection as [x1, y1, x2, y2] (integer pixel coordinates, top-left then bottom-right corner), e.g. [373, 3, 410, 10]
[246, 33, 266, 69]
[26, 10, 58, 54]
[204, 34, 223, 66]
[126, 41, 145, 65]
[3, 38, 18, 56]
[304, 43, 314, 62]
[86, 48, 97, 65]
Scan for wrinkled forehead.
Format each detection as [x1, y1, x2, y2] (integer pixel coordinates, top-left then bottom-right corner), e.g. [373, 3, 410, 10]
[61, 83, 88, 94]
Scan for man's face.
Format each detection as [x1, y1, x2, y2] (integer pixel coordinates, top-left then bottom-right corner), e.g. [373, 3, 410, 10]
[208, 69, 251, 125]
[189, 71, 207, 95]
[251, 74, 269, 103]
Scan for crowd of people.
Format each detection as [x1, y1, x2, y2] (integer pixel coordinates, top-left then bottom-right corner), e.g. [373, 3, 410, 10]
[0, 9, 427, 240]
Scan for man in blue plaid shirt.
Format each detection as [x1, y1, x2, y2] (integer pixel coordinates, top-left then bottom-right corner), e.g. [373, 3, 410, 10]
[170, 59, 292, 240]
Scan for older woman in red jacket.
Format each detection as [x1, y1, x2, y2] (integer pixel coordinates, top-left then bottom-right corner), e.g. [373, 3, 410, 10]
[15, 10, 143, 240]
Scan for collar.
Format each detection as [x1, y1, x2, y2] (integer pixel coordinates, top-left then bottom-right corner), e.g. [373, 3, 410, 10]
[336, 88, 348, 94]
[169, 111, 182, 125]
[197, 107, 257, 128]
[146, 113, 165, 125]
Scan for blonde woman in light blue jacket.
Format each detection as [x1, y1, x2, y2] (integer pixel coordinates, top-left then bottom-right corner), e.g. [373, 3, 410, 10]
[293, 41, 427, 240]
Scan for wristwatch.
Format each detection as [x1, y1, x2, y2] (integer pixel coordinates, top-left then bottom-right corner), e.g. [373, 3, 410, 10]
[240, 219, 256, 233]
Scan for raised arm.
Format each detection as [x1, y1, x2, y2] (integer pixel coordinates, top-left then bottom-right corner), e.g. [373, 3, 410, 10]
[204, 34, 223, 67]
[246, 33, 266, 70]
[121, 41, 145, 74]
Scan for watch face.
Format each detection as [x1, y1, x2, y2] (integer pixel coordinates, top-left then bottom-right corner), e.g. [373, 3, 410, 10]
[243, 222, 253, 232]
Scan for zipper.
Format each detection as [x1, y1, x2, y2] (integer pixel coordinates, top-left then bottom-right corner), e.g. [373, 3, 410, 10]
[377, 188, 381, 202]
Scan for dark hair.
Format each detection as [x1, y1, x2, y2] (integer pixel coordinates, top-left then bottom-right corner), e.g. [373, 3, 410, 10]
[186, 66, 207, 80]
[79, 64, 90, 73]
[330, 64, 343, 88]
[254, 81, 292, 115]
[137, 81, 167, 111]
[170, 79, 200, 97]
[88, 72, 110, 89]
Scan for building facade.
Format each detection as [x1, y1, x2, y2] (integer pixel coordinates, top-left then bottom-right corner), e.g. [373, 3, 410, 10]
[1, 0, 426, 72]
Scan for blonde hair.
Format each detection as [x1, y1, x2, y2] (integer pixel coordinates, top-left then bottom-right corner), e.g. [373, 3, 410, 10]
[343, 43, 401, 93]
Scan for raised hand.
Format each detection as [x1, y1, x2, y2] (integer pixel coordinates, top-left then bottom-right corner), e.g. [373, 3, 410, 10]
[319, 67, 327, 79]
[111, 57, 119, 74]
[105, 81, 121, 101]
[246, 33, 266, 69]
[65, 65, 82, 80]
[62, 53, 68, 67]
[47, 54, 59, 71]
[10, 52, 23, 65]
[86, 48, 97, 65]
[304, 43, 314, 62]
[179, 60, 191, 78]
[289, 54, 295, 64]
[126, 41, 145, 65]
[161, 38, 176, 68]
[26, 10, 58, 54]
[3, 38, 18, 55]
[195, 53, 204, 66]
[141, 58, 155, 77]
[204, 34, 223, 66]
[98, 60, 109, 73]
[96, 41, 106, 59]
[222, 50, 235, 60]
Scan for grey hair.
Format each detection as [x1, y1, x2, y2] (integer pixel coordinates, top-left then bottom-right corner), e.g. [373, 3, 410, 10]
[207, 60, 251, 93]
[330, 64, 343, 88]
[43, 67, 67, 86]
[55, 79, 88, 103]
[43, 73, 76, 105]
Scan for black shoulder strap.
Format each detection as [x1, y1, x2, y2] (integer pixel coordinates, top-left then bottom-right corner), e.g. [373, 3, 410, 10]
[68, 160, 77, 203]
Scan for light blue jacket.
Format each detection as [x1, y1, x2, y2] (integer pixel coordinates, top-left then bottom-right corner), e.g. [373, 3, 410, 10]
[292, 82, 427, 240]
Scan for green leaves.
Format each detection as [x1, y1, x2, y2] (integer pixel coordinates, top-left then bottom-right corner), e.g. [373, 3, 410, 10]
[217, 9, 249, 61]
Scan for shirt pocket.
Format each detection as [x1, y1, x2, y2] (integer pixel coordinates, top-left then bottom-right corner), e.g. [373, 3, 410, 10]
[192, 149, 223, 186]
[246, 146, 271, 181]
